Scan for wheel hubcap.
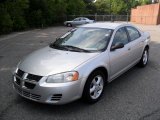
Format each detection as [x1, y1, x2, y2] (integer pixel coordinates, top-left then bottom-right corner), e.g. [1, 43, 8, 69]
[90, 75, 104, 99]
[143, 50, 148, 65]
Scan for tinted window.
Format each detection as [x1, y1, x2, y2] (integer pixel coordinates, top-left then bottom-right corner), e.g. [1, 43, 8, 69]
[112, 28, 129, 46]
[126, 26, 140, 41]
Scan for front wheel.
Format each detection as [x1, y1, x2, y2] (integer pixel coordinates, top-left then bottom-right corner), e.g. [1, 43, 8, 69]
[138, 48, 149, 67]
[82, 70, 105, 103]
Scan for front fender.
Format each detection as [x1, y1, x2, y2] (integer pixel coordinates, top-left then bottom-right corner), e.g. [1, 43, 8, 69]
[74, 51, 110, 96]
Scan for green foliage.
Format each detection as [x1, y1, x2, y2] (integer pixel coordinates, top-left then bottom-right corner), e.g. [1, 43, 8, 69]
[0, 0, 154, 34]
[0, 11, 13, 34]
[28, 10, 45, 27]
[95, 0, 110, 14]
[67, 0, 86, 15]
[94, 0, 128, 15]
[111, 0, 127, 14]
[6, 0, 29, 30]
[0, 3, 13, 34]
[139, 0, 151, 5]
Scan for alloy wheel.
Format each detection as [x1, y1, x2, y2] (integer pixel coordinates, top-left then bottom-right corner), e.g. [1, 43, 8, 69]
[90, 75, 104, 100]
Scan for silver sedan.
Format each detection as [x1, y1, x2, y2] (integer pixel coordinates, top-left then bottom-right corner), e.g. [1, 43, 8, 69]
[64, 17, 94, 27]
[12, 22, 150, 104]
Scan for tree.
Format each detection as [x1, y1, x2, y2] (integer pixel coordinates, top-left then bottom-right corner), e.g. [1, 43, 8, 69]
[111, 0, 127, 15]
[6, 0, 29, 30]
[95, 0, 110, 14]
[66, 0, 86, 15]
[0, 0, 149, 34]
[0, 10, 13, 34]
[139, 0, 151, 5]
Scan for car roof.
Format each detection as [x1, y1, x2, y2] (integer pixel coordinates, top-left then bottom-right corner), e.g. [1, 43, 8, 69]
[75, 17, 88, 19]
[80, 22, 131, 30]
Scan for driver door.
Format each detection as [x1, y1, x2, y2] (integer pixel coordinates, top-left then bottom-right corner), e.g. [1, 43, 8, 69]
[109, 27, 132, 80]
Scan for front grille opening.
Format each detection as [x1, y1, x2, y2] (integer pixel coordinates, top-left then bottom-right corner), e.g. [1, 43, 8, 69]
[51, 94, 62, 101]
[15, 85, 22, 94]
[24, 82, 36, 89]
[30, 94, 41, 100]
[16, 69, 25, 77]
[15, 77, 21, 85]
[22, 91, 41, 100]
[27, 74, 42, 82]
[14, 85, 41, 101]
[23, 91, 30, 97]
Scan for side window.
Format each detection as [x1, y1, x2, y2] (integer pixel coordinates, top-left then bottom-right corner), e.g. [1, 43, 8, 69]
[79, 18, 83, 21]
[74, 18, 80, 21]
[126, 26, 140, 41]
[112, 28, 129, 46]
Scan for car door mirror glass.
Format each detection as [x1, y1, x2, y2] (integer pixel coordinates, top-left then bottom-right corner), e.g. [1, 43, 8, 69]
[111, 42, 124, 51]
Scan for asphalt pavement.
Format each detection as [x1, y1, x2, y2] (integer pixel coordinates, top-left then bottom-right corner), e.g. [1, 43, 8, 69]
[0, 24, 160, 120]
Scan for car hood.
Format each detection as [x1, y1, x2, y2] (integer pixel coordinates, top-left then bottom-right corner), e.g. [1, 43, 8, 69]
[18, 46, 99, 76]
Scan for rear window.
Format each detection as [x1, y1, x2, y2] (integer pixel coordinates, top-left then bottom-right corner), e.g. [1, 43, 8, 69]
[126, 26, 141, 41]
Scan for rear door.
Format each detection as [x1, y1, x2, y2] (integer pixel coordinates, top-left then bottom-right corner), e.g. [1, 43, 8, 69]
[73, 18, 81, 25]
[80, 18, 87, 24]
[109, 27, 132, 80]
[125, 26, 144, 63]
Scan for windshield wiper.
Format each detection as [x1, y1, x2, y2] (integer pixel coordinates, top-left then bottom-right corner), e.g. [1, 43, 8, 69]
[49, 43, 68, 50]
[50, 44, 91, 52]
[61, 45, 91, 53]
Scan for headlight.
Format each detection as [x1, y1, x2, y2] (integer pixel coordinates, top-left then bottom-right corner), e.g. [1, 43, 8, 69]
[46, 71, 79, 83]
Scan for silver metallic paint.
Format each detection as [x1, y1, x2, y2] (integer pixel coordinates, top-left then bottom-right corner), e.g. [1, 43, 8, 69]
[13, 23, 150, 104]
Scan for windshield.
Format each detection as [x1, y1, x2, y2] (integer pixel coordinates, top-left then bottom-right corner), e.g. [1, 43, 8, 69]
[50, 27, 113, 52]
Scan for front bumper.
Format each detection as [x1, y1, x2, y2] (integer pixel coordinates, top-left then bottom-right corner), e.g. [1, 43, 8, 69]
[13, 75, 83, 105]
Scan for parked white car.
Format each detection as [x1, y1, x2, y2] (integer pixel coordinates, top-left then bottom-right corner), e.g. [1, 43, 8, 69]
[64, 17, 94, 27]
[13, 22, 150, 105]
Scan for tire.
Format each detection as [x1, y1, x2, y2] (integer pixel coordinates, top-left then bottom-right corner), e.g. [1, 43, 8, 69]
[67, 23, 72, 27]
[138, 48, 149, 67]
[82, 70, 105, 103]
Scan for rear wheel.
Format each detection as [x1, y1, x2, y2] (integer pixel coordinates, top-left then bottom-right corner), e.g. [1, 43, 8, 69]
[138, 48, 149, 67]
[82, 70, 105, 103]
[67, 23, 72, 27]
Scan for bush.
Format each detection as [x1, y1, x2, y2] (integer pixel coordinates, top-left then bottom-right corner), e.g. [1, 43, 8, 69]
[0, 12, 13, 34]
[28, 10, 46, 27]
[12, 15, 27, 30]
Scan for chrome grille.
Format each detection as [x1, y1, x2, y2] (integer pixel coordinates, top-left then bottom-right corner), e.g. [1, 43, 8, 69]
[15, 77, 21, 85]
[14, 69, 43, 89]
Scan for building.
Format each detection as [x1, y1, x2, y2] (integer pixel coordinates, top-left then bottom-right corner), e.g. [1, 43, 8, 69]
[130, 3, 160, 25]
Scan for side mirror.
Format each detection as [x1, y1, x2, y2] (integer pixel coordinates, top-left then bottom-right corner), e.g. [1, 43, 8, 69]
[111, 42, 124, 51]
